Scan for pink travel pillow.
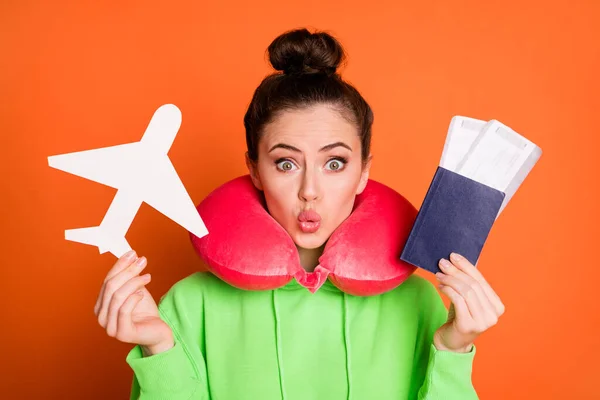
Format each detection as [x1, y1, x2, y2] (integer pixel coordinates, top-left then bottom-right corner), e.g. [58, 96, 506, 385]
[190, 175, 418, 296]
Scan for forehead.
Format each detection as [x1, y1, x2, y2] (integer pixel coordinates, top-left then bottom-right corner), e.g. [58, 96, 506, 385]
[261, 104, 359, 149]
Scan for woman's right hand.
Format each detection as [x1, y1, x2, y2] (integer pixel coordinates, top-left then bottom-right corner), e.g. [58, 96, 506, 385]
[94, 250, 174, 356]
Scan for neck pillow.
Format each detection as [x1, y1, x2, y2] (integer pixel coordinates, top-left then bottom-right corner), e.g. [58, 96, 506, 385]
[190, 175, 418, 296]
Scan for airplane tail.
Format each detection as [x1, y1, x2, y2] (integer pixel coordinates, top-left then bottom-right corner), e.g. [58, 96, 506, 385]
[65, 226, 131, 257]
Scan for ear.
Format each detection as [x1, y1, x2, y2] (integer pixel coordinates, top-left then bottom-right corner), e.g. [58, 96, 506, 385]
[245, 152, 263, 191]
[356, 154, 372, 195]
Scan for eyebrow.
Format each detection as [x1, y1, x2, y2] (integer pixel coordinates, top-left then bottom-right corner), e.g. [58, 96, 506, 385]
[268, 141, 352, 153]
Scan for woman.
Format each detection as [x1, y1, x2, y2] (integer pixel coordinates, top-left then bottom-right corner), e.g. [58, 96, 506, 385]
[94, 28, 504, 400]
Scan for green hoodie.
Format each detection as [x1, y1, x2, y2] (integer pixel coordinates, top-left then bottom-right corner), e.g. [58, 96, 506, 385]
[126, 271, 477, 399]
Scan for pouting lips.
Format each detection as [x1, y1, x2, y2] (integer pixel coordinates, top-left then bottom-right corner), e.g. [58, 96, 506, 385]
[298, 210, 321, 233]
[298, 209, 322, 222]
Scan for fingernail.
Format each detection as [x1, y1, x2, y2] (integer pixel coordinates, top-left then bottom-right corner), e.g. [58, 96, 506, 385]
[136, 256, 147, 266]
[450, 253, 462, 262]
[123, 250, 136, 260]
[439, 258, 451, 269]
[143, 273, 151, 281]
[435, 272, 444, 280]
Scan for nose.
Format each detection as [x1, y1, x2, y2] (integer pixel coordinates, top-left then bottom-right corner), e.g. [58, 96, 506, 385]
[298, 167, 320, 203]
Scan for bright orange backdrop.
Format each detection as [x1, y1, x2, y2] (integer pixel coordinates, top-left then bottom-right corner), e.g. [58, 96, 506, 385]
[1, 1, 598, 399]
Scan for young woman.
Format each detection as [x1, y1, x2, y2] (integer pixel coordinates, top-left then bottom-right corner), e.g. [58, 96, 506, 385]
[94, 28, 504, 400]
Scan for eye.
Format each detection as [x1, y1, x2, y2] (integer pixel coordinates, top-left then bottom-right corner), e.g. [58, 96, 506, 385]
[325, 157, 347, 171]
[276, 159, 298, 172]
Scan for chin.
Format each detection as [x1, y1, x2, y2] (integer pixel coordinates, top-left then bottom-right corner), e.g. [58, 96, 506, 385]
[290, 230, 329, 250]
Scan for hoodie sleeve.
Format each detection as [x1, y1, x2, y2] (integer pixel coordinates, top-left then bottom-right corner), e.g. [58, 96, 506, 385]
[126, 274, 208, 400]
[412, 278, 479, 400]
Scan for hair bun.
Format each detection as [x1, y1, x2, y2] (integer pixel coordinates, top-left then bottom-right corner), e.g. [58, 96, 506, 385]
[268, 28, 345, 76]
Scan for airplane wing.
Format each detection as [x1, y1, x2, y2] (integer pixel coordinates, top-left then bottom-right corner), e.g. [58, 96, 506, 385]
[48, 104, 182, 190]
[142, 156, 208, 239]
[48, 142, 143, 190]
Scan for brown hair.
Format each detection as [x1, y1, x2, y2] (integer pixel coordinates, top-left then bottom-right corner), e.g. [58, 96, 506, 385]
[243, 28, 374, 163]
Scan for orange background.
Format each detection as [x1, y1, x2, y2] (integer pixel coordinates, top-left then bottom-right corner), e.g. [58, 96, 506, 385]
[1, 1, 598, 398]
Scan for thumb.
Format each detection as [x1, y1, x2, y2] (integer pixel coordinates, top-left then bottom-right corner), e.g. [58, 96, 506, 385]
[117, 290, 145, 341]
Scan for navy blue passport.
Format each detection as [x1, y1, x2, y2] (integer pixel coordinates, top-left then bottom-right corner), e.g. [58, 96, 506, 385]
[400, 166, 505, 274]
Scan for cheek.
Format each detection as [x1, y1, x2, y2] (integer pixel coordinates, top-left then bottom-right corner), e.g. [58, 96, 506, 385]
[263, 187, 290, 216]
[322, 175, 361, 224]
[326, 187, 356, 220]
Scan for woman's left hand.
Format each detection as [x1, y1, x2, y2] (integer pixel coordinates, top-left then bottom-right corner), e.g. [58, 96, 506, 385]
[433, 252, 505, 353]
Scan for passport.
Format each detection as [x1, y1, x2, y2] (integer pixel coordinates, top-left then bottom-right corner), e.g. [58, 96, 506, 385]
[400, 166, 505, 273]
[400, 117, 542, 274]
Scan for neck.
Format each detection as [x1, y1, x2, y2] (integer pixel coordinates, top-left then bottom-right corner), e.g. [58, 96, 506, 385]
[296, 243, 326, 272]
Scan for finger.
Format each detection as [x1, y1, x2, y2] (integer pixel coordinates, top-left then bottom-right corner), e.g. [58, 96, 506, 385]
[99, 256, 147, 326]
[438, 261, 500, 329]
[107, 250, 139, 280]
[450, 253, 505, 316]
[94, 250, 137, 315]
[479, 296, 500, 329]
[105, 273, 152, 336]
[439, 258, 492, 317]
[115, 290, 145, 343]
[436, 271, 486, 323]
[98, 256, 147, 327]
[438, 284, 473, 326]
[439, 257, 475, 283]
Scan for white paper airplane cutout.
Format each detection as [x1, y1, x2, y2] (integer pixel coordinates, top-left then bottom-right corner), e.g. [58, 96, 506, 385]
[48, 104, 208, 257]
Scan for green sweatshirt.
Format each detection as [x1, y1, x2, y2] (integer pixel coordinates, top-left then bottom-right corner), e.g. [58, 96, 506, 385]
[126, 272, 478, 399]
